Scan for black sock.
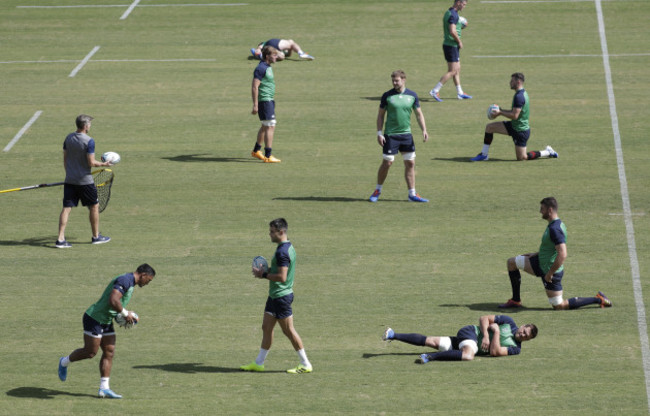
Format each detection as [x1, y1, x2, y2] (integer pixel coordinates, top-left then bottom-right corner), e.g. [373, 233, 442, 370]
[253, 143, 262, 153]
[568, 297, 600, 309]
[264, 147, 272, 158]
[508, 270, 522, 302]
[428, 350, 463, 361]
[393, 333, 427, 346]
[527, 151, 541, 160]
[484, 132, 494, 145]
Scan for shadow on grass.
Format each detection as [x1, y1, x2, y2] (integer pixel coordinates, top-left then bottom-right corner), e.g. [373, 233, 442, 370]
[439, 303, 550, 312]
[0, 237, 54, 248]
[272, 196, 370, 202]
[162, 154, 254, 163]
[432, 157, 516, 163]
[132, 362, 285, 374]
[362, 352, 420, 359]
[6, 387, 94, 399]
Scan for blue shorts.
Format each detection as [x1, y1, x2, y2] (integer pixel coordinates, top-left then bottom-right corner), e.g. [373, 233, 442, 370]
[82, 313, 115, 338]
[63, 183, 98, 208]
[450, 325, 478, 349]
[258, 100, 276, 122]
[264, 39, 281, 50]
[264, 293, 294, 319]
[442, 44, 460, 63]
[383, 133, 415, 156]
[529, 254, 564, 291]
[503, 121, 530, 147]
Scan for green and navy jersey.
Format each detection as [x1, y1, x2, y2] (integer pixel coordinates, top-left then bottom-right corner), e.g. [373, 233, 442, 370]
[85, 273, 135, 325]
[269, 241, 296, 299]
[539, 219, 567, 274]
[473, 315, 521, 356]
[442, 7, 462, 47]
[380, 88, 420, 136]
[253, 61, 275, 102]
[511, 88, 530, 132]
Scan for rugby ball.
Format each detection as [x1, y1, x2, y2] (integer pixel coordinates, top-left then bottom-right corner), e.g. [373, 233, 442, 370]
[458, 16, 467, 29]
[487, 104, 500, 120]
[252, 256, 269, 274]
[101, 151, 121, 164]
[115, 312, 139, 329]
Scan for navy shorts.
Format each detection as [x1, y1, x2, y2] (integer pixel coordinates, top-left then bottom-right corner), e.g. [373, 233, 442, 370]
[503, 121, 530, 147]
[63, 183, 98, 208]
[258, 100, 276, 122]
[450, 325, 478, 349]
[264, 39, 281, 50]
[529, 254, 564, 291]
[264, 293, 294, 319]
[442, 44, 460, 63]
[82, 313, 115, 338]
[383, 133, 415, 156]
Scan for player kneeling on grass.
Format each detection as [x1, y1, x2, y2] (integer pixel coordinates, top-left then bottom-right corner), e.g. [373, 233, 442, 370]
[58, 264, 156, 399]
[383, 315, 537, 363]
[241, 218, 313, 374]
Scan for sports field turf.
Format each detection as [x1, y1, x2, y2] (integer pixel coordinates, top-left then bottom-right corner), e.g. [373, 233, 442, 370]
[1, 0, 649, 414]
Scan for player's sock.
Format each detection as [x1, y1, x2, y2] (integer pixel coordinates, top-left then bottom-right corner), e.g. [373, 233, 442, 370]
[539, 148, 551, 158]
[408, 189, 417, 197]
[255, 348, 269, 366]
[481, 144, 491, 156]
[483, 133, 493, 146]
[456, 85, 463, 95]
[392, 333, 427, 346]
[297, 349, 311, 367]
[568, 297, 601, 309]
[527, 151, 541, 160]
[429, 350, 463, 361]
[60, 356, 71, 367]
[433, 82, 443, 93]
[100, 377, 110, 390]
[508, 270, 522, 302]
[253, 143, 262, 153]
[264, 147, 272, 158]
[375, 184, 383, 192]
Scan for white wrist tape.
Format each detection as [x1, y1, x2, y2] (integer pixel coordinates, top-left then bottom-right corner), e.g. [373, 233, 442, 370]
[121, 308, 129, 317]
[377, 130, 383, 136]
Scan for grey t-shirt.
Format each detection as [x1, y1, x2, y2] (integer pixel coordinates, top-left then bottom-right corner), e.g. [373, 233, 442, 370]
[63, 132, 95, 185]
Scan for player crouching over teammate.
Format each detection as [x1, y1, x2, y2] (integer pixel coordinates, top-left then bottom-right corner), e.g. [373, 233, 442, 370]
[383, 315, 537, 363]
[58, 264, 156, 399]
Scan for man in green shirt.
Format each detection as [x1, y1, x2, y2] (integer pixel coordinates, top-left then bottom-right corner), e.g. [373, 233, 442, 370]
[251, 45, 281, 163]
[58, 264, 156, 398]
[242, 218, 313, 374]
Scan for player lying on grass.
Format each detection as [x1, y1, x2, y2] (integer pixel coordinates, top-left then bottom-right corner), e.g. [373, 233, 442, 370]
[250, 38, 314, 60]
[382, 315, 537, 363]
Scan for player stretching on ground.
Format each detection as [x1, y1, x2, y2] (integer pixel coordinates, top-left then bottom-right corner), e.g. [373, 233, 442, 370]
[499, 197, 612, 310]
[250, 38, 314, 61]
[383, 315, 537, 363]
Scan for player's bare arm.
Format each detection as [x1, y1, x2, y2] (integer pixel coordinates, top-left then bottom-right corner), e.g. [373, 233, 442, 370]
[109, 289, 134, 324]
[545, 243, 567, 282]
[376, 108, 386, 146]
[414, 108, 429, 142]
[263, 265, 288, 283]
[251, 78, 261, 114]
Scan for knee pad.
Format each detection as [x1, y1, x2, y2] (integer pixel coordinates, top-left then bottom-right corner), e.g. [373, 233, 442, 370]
[402, 151, 415, 161]
[548, 295, 564, 306]
[438, 337, 452, 352]
[261, 119, 277, 127]
[515, 255, 526, 270]
[458, 339, 478, 355]
[382, 154, 395, 162]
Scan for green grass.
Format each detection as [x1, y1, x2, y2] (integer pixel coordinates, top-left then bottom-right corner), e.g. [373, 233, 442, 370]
[1, 0, 649, 414]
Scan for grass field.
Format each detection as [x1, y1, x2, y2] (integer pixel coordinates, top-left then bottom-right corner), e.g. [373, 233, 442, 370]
[1, 0, 649, 414]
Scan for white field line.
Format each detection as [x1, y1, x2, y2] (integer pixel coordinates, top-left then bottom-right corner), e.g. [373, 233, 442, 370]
[120, 0, 141, 19]
[482, 0, 600, 3]
[4, 111, 42, 152]
[595, 0, 650, 411]
[68, 46, 100, 78]
[473, 53, 650, 58]
[17, 3, 247, 9]
[0, 58, 216, 65]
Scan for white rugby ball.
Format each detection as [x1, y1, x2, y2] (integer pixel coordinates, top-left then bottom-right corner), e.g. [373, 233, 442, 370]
[458, 16, 467, 29]
[115, 312, 139, 328]
[101, 151, 121, 164]
[487, 104, 500, 120]
[252, 256, 269, 274]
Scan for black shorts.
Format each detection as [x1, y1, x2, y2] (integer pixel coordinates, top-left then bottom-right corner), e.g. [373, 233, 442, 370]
[258, 100, 276, 122]
[383, 133, 415, 156]
[529, 254, 564, 291]
[63, 183, 98, 208]
[82, 313, 115, 338]
[503, 122, 530, 147]
[442, 44, 460, 63]
[264, 293, 294, 319]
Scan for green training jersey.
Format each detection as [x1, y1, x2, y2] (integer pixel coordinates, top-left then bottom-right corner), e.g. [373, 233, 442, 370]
[85, 274, 135, 325]
[269, 241, 296, 299]
[442, 8, 462, 47]
[538, 219, 567, 274]
[473, 324, 518, 356]
[511, 89, 530, 132]
[253, 61, 275, 102]
[380, 88, 420, 136]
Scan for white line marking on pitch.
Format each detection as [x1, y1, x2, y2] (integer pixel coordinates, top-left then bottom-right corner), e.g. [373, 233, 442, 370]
[595, 0, 650, 411]
[473, 53, 650, 59]
[17, 3, 248, 9]
[68, 46, 100, 78]
[4, 111, 42, 152]
[120, 0, 140, 19]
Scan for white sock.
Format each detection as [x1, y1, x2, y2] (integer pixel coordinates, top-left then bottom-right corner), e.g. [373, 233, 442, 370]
[408, 189, 417, 197]
[100, 377, 110, 390]
[297, 349, 311, 367]
[456, 85, 463, 94]
[298, 50, 305, 55]
[255, 348, 269, 366]
[61, 356, 71, 367]
[433, 82, 443, 93]
[376, 184, 383, 192]
[482, 144, 490, 156]
[540, 149, 550, 158]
